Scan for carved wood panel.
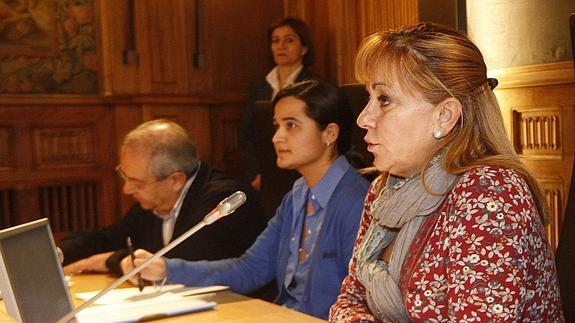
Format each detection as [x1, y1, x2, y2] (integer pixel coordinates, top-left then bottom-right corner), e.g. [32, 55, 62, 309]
[494, 61, 575, 252]
[539, 178, 564, 250]
[39, 182, 99, 234]
[33, 127, 96, 168]
[512, 106, 562, 158]
[210, 104, 242, 175]
[0, 104, 118, 237]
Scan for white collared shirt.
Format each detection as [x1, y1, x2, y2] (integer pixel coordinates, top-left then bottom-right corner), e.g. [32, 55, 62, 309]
[155, 162, 201, 245]
[265, 64, 304, 99]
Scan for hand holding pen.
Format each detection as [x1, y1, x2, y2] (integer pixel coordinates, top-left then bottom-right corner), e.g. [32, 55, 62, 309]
[127, 236, 145, 292]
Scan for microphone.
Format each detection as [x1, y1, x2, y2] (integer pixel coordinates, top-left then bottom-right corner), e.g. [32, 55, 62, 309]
[57, 191, 247, 323]
[204, 190, 247, 224]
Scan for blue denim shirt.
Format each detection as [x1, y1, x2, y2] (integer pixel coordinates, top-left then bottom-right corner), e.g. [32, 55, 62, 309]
[165, 156, 369, 319]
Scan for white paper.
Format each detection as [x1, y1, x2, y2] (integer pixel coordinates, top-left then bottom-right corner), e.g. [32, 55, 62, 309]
[75, 284, 186, 305]
[75, 293, 216, 323]
[75, 284, 229, 305]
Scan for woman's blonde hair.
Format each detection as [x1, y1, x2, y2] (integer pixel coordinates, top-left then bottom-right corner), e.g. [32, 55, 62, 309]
[355, 22, 548, 222]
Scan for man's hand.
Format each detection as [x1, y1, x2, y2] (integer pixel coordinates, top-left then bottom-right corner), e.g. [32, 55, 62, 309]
[63, 252, 114, 275]
[120, 249, 167, 285]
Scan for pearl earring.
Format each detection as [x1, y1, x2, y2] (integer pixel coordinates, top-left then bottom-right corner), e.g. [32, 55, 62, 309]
[433, 129, 444, 139]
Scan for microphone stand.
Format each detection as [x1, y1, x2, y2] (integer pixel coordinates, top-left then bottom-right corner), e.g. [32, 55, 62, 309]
[57, 191, 246, 323]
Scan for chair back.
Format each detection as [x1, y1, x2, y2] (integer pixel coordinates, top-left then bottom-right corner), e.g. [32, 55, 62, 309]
[340, 83, 373, 168]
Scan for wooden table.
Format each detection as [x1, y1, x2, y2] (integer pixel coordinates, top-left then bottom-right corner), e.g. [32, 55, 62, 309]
[0, 274, 324, 322]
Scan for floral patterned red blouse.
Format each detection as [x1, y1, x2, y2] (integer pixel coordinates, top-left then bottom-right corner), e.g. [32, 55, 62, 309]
[330, 166, 564, 322]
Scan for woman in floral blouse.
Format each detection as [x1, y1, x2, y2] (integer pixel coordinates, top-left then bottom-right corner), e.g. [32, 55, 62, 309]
[329, 23, 564, 322]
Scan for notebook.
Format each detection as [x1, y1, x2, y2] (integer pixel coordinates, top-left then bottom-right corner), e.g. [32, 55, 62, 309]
[0, 219, 216, 323]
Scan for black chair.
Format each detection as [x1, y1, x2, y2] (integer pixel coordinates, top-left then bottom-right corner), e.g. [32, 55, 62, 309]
[340, 83, 373, 169]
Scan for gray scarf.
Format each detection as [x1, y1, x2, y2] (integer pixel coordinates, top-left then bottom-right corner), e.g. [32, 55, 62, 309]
[355, 157, 458, 322]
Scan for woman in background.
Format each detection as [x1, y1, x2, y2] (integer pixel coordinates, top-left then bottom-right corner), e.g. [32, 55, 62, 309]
[330, 23, 564, 322]
[239, 17, 322, 217]
[124, 81, 369, 320]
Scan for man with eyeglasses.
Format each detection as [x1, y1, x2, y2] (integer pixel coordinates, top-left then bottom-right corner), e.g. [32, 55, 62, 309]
[58, 119, 267, 277]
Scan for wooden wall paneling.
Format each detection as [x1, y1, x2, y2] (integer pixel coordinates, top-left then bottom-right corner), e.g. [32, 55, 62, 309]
[539, 178, 565, 250]
[209, 104, 243, 176]
[126, 0, 285, 95]
[497, 86, 575, 191]
[13, 122, 32, 174]
[12, 188, 40, 227]
[492, 61, 575, 248]
[39, 182, 101, 241]
[32, 127, 96, 169]
[99, 0, 292, 96]
[98, 0, 203, 95]
[141, 104, 212, 164]
[203, 0, 283, 94]
[184, 0, 210, 94]
[0, 104, 118, 237]
[36, 105, 116, 232]
[511, 106, 562, 158]
[98, 0, 141, 95]
[137, 0, 192, 94]
[490, 61, 575, 90]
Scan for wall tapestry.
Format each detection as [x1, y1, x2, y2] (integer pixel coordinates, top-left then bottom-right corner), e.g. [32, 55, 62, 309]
[0, 0, 97, 93]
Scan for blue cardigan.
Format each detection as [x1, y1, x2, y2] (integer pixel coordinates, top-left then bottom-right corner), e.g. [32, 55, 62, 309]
[166, 160, 369, 319]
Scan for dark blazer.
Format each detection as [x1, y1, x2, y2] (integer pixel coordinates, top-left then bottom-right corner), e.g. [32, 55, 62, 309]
[238, 68, 321, 217]
[238, 68, 322, 183]
[60, 162, 268, 275]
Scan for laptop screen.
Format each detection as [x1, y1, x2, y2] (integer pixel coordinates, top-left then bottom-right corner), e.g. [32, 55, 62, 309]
[0, 218, 75, 323]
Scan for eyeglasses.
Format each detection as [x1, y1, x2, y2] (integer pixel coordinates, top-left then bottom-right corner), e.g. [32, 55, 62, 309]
[115, 165, 165, 190]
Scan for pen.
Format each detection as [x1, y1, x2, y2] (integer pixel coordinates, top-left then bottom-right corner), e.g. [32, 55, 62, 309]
[127, 236, 145, 292]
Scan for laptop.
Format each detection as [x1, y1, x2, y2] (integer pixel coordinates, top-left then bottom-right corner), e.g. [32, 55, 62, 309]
[0, 218, 75, 323]
[0, 219, 217, 323]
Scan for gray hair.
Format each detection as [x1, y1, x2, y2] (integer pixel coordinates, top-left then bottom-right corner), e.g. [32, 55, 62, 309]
[122, 119, 199, 179]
